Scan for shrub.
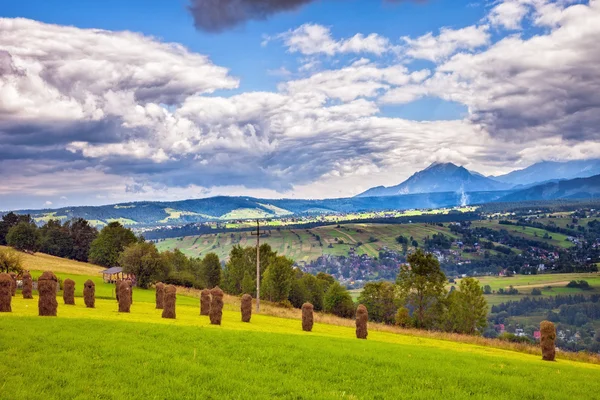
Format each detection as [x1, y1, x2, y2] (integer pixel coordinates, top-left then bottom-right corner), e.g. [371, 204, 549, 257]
[394, 307, 411, 327]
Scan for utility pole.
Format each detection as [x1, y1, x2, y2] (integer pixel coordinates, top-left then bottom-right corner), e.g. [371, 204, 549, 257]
[251, 219, 265, 312]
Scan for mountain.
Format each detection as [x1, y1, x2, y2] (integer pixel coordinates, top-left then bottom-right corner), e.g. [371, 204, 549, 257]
[499, 174, 600, 202]
[492, 159, 600, 186]
[5, 190, 509, 228]
[356, 162, 510, 197]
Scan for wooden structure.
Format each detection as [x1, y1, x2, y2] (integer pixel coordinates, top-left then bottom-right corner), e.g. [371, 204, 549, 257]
[101, 267, 135, 284]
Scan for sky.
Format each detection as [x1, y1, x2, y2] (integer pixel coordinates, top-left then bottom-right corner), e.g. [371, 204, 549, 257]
[1, 0, 599, 210]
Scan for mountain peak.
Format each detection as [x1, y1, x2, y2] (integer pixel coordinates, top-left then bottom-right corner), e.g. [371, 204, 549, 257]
[356, 162, 508, 197]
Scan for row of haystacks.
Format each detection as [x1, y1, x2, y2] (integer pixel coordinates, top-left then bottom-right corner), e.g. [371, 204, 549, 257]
[0, 272, 560, 360]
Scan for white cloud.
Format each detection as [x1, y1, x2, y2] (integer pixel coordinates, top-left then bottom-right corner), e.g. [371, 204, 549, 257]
[402, 25, 491, 61]
[279, 24, 393, 56]
[2, 1, 600, 208]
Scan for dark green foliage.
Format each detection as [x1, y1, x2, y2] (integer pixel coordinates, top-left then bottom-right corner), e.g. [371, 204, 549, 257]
[566, 280, 590, 289]
[261, 256, 294, 302]
[0, 212, 32, 245]
[202, 253, 221, 289]
[89, 222, 137, 267]
[444, 277, 487, 334]
[6, 221, 40, 252]
[119, 242, 165, 289]
[396, 249, 447, 329]
[357, 281, 399, 324]
[39, 219, 73, 258]
[483, 285, 492, 294]
[531, 288, 542, 295]
[223, 244, 274, 294]
[323, 282, 354, 318]
[65, 218, 98, 262]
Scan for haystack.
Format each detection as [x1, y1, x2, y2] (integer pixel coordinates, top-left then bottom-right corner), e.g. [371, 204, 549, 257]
[38, 271, 58, 316]
[84, 279, 95, 308]
[22, 271, 33, 299]
[155, 282, 165, 309]
[356, 304, 368, 339]
[63, 278, 75, 305]
[209, 286, 224, 325]
[162, 285, 176, 319]
[540, 320, 556, 361]
[118, 280, 131, 313]
[241, 294, 252, 323]
[200, 288, 211, 315]
[0, 273, 12, 312]
[9, 272, 17, 296]
[302, 302, 314, 332]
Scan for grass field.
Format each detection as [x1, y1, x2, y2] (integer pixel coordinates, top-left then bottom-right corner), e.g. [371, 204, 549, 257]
[155, 223, 458, 262]
[3, 297, 600, 399]
[3, 250, 600, 399]
[471, 221, 575, 249]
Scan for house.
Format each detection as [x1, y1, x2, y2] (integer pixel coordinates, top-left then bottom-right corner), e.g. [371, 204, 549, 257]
[101, 267, 135, 284]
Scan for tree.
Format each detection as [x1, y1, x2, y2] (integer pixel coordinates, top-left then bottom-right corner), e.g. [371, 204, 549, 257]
[202, 253, 221, 289]
[261, 256, 294, 302]
[446, 277, 488, 335]
[241, 271, 255, 296]
[0, 247, 23, 273]
[396, 249, 447, 329]
[483, 284, 492, 295]
[88, 222, 137, 267]
[0, 212, 33, 245]
[6, 221, 40, 253]
[323, 282, 355, 318]
[222, 244, 276, 294]
[66, 218, 98, 262]
[39, 219, 73, 258]
[162, 249, 194, 287]
[119, 242, 165, 289]
[357, 281, 399, 324]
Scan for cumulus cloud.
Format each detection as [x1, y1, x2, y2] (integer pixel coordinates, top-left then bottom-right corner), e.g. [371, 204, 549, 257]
[279, 23, 393, 56]
[402, 25, 490, 61]
[2, 1, 600, 208]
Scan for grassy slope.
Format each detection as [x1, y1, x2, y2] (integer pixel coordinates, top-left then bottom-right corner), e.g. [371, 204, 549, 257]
[155, 223, 457, 262]
[3, 298, 600, 399]
[3, 250, 600, 399]
[471, 221, 574, 249]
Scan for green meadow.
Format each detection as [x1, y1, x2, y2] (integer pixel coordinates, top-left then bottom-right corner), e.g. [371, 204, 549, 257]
[3, 296, 600, 400]
[2, 248, 600, 399]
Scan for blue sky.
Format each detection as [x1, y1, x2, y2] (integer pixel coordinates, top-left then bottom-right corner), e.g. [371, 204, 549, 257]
[0, 0, 599, 209]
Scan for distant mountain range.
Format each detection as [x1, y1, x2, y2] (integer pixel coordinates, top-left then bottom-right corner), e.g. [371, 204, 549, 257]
[5, 160, 600, 228]
[500, 174, 600, 202]
[491, 159, 600, 186]
[356, 162, 509, 197]
[358, 159, 600, 197]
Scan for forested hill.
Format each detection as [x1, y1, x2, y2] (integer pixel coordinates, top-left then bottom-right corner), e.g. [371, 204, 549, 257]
[6, 191, 509, 227]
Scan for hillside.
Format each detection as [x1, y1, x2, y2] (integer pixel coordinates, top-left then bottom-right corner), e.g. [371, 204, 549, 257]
[155, 223, 460, 262]
[357, 162, 510, 197]
[493, 159, 600, 186]
[2, 251, 600, 399]
[7, 191, 506, 228]
[500, 174, 600, 202]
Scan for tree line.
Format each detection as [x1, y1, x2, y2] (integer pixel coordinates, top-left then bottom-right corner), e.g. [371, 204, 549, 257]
[1, 212, 489, 335]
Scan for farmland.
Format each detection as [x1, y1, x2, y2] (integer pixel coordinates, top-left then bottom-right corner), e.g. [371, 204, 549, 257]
[2, 253, 600, 399]
[470, 220, 575, 249]
[155, 223, 459, 262]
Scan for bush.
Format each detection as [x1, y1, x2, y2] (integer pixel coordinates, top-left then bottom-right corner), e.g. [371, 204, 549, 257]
[323, 282, 355, 318]
[498, 332, 534, 344]
[531, 288, 542, 296]
[394, 307, 412, 327]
